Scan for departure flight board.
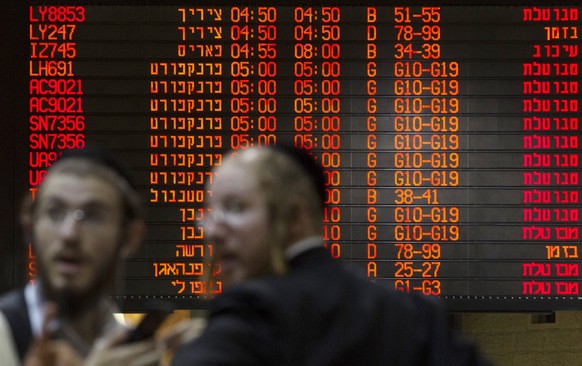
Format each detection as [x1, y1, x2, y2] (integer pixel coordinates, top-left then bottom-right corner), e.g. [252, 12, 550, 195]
[3, 0, 581, 311]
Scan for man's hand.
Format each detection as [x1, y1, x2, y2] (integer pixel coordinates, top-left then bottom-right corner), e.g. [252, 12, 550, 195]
[24, 340, 83, 366]
[160, 318, 206, 353]
[84, 327, 161, 366]
[158, 317, 206, 366]
[23, 303, 83, 366]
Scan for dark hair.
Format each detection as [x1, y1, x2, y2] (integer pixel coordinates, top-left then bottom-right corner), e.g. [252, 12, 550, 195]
[215, 145, 325, 275]
[35, 145, 143, 220]
[59, 145, 137, 190]
[270, 143, 326, 208]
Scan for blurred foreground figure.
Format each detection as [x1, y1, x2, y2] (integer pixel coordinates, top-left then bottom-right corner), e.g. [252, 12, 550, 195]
[172, 145, 491, 366]
[0, 148, 164, 366]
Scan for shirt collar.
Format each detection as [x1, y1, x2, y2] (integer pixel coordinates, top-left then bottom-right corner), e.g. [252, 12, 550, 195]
[24, 281, 124, 357]
[284, 236, 323, 261]
[24, 282, 43, 338]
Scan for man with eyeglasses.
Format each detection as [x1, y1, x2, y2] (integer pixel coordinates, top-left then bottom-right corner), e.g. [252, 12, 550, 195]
[171, 145, 490, 366]
[0, 147, 162, 365]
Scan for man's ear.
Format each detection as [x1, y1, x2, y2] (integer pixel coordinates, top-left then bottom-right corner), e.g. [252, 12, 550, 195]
[121, 219, 145, 258]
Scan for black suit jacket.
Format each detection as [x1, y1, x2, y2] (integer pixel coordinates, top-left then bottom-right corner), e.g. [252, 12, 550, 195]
[0, 288, 33, 361]
[172, 247, 490, 366]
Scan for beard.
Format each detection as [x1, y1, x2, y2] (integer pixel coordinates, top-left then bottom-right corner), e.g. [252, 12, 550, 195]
[36, 249, 121, 319]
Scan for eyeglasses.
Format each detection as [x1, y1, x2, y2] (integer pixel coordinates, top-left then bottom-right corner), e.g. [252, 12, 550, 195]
[199, 200, 251, 229]
[36, 205, 116, 228]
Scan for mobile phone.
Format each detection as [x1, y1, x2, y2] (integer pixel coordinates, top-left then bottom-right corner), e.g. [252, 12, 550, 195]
[125, 301, 173, 343]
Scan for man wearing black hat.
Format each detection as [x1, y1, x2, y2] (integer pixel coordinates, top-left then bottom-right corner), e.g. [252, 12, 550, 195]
[171, 145, 490, 366]
[0, 148, 162, 365]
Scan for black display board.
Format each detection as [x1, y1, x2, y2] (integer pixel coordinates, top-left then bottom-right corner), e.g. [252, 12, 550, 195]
[2, 1, 580, 311]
